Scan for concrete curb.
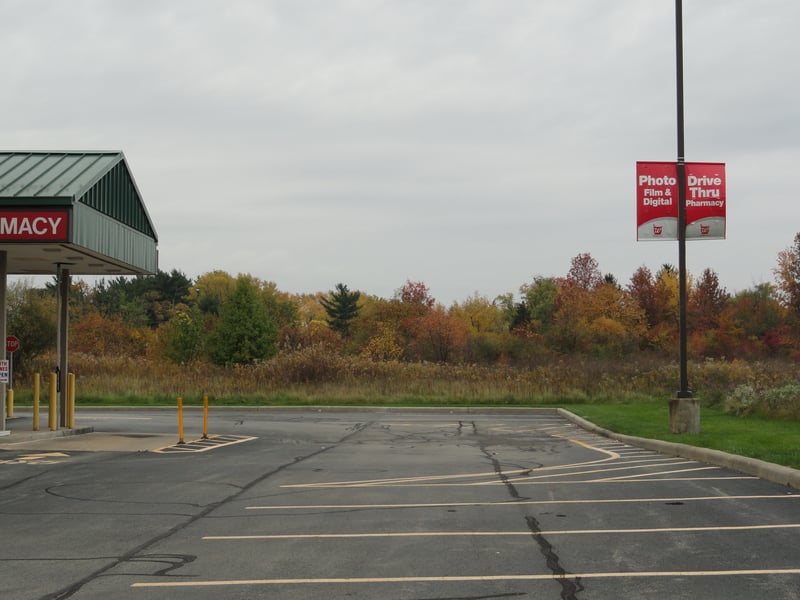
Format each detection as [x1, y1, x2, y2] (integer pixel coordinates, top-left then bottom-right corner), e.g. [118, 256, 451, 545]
[557, 408, 800, 490]
[0, 425, 94, 444]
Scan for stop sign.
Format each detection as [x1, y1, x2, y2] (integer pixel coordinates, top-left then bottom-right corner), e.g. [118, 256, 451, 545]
[6, 336, 19, 353]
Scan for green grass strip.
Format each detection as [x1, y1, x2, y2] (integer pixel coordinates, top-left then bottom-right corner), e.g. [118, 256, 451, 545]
[569, 402, 800, 470]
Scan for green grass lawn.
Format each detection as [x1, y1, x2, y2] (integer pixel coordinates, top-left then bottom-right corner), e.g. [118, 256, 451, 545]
[568, 402, 800, 470]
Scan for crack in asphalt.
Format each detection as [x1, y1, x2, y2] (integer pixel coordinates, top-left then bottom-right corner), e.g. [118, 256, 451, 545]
[478, 425, 584, 600]
[43, 480, 243, 508]
[125, 553, 197, 577]
[40, 421, 374, 600]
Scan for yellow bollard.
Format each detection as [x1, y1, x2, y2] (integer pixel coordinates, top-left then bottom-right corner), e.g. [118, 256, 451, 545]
[5, 388, 12, 419]
[32, 373, 40, 431]
[67, 373, 76, 429]
[48, 372, 57, 431]
[202, 395, 209, 439]
[177, 397, 185, 444]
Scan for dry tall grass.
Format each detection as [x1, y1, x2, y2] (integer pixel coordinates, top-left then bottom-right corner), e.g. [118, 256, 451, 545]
[22, 347, 800, 411]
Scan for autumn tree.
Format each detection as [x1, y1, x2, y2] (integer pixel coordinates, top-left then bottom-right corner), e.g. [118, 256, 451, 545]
[158, 305, 205, 363]
[450, 294, 509, 363]
[404, 306, 467, 362]
[724, 284, 786, 356]
[689, 268, 729, 331]
[361, 321, 404, 361]
[6, 280, 57, 374]
[351, 295, 412, 359]
[567, 253, 603, 291]
[397, 280, 436, 309]
[71, 313, 153, 357]
[190, 270, 237, 316]
[320, 283, 361, 337]
[774, 232, 800, 322]
[628, 265, 680, 350]
[518, 277, 559, 333]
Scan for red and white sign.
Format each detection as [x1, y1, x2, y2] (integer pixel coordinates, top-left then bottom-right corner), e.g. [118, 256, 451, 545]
[6, 336, 19, 353]
[636, 162, 678, 241]
[0, 210, 69, 241]
[636, 162, 726, 241]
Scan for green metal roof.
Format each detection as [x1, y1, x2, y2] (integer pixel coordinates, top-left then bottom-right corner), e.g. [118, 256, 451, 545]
[0, 151, 157, 240]
[0, 151, 158, 275]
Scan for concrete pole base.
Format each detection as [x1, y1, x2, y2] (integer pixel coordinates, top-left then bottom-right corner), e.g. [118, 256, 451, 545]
[669, 397, 700, 434]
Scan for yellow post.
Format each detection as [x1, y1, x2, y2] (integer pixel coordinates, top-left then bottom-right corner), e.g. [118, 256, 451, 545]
[32, 373, 40, 431]
[67, 373, 76, 429]
[177, 397, 185, 444]
[48, 372, 57, 431]
[202, 395, 209, 439]
[5, 388, 12, 419]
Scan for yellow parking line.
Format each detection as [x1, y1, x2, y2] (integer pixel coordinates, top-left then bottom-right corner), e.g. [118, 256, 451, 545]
[132, 569, 800, 588]
[203, 523, 800, 540]
[246, 494, 799, 511]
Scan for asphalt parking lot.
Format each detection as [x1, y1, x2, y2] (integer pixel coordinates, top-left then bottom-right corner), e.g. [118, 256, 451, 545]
[1, 408, 798, 599]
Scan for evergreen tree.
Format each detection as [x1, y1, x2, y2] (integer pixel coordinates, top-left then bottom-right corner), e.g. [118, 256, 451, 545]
[509, 300, 530, 331]
[89, 269, 192, 328]
[209, 277, 278, 365]
[320, 283, 361, 337]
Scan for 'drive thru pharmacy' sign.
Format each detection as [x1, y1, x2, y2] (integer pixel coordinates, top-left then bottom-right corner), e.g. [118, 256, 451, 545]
[636, 161, 726, 241]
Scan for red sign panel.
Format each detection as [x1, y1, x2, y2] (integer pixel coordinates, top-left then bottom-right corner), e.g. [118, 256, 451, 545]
[636, 162, 678, 241]
[6, 336, 19, 353]
[636, 162, 726, 241]
[0, 210, 69, 241]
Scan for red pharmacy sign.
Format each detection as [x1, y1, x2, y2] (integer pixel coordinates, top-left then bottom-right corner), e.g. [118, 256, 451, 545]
[636, 161, 726, 241]
[0, 210, 70, 242]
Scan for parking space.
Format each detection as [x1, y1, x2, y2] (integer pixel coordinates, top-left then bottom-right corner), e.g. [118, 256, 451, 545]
[1, 409, 798, 599]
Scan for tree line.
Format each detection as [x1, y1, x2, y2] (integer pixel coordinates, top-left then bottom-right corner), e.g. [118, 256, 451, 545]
[8, 232, 800, 372]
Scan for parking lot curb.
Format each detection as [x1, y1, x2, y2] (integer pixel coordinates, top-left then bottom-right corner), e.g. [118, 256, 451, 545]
[0, 424, 94, 444]
[558, 408, 800, 490]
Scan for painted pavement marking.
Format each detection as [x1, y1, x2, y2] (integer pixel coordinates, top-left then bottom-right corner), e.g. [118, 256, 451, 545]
[203, 523, 800, 541]
[246, 494, 799, 511]
[131, 569, 800, 588]
[152, 434, 257, 454]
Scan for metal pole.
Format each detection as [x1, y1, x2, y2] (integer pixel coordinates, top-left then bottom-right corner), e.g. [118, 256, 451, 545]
[67, 372, 76, 429]
[0, 251, 7, 437]
[202, 395, 209, 439]
[57, 265, 70, 427]
[33, 373, 40, 431]
[177, 397, 185, 444]
[670, 0, 700, 434]
[48, 372, 57, 431]
[675, 0, 691, 398]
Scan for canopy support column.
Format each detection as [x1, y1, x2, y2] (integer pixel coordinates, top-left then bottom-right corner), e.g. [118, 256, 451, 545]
[57, 265, 70, 428]
[0, 251, 7, 436]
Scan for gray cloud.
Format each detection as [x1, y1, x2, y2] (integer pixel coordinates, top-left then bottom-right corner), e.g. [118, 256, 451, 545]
[2, 0, 798, 303]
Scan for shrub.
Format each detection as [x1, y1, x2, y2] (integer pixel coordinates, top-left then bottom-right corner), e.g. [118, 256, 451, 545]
[763, 383, 800, 418]
[724, 384, 759, 416]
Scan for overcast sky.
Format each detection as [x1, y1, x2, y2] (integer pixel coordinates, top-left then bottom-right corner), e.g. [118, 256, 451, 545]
[3, 1, 799, 305]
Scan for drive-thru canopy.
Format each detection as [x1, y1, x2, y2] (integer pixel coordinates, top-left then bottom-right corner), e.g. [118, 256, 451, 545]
[0, 151, 159, 432]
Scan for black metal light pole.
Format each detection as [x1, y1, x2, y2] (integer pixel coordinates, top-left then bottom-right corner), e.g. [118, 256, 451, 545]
[671, 0, 700, 432]
[675, 0, 690, 398]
